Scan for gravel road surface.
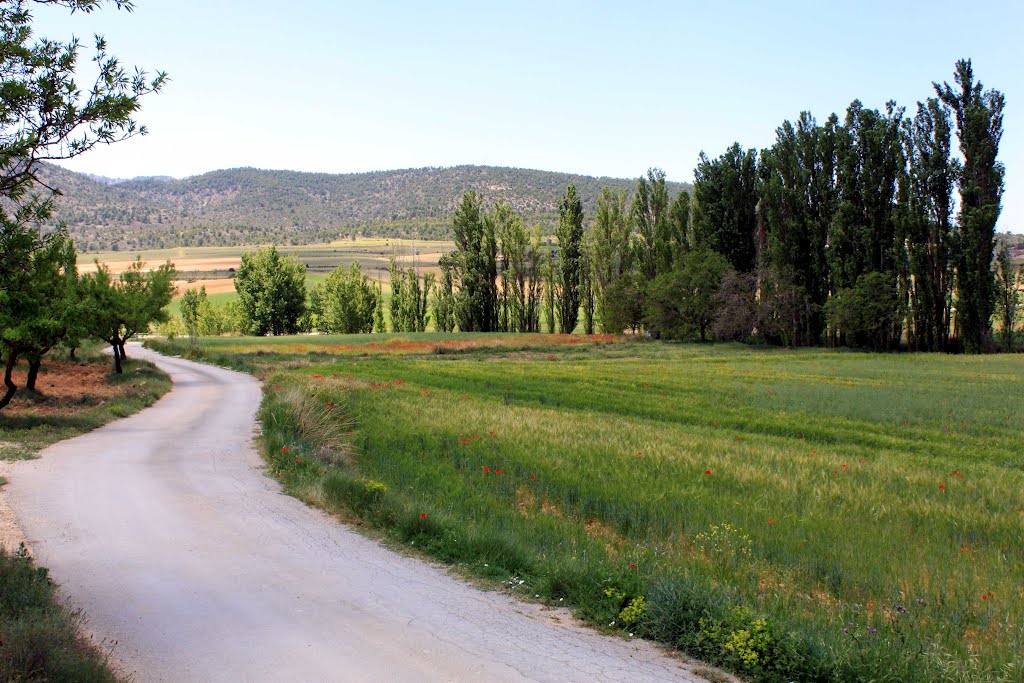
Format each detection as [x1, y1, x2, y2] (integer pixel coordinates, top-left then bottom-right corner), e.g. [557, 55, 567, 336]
[7, 344, 714, 682]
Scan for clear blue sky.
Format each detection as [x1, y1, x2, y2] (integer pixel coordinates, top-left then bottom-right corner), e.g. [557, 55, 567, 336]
[36, 0, 1023, 233]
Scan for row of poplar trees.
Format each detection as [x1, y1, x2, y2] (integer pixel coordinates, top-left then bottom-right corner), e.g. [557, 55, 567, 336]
[433, 59, 1009, 353]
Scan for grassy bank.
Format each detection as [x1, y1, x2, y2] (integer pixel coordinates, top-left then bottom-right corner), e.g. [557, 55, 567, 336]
[149, 334, 1024, 682]
[0, 353, 172, 461]
[0, 543, 118, 682]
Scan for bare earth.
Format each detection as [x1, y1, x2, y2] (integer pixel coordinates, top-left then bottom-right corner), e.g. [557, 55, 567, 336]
[4, 345, 716, 682]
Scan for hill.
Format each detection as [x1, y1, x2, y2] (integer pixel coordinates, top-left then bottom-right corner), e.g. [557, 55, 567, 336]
[37, 164, 691, 252]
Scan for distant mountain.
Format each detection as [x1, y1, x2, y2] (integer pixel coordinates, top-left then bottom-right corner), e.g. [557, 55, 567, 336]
[37, 164, 691, 252]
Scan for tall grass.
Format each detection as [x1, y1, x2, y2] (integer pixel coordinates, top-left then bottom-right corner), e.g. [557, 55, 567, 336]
[152, 335, 1024, 682]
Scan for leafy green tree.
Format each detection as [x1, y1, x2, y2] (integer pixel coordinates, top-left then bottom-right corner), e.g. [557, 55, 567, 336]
[581, 236, 595, 335]
[117, 257, 174, 359]
[556, 184, 584, 334]
[665, 189, 691, 266]
[432, 255, 457, 332]
[447, 191, 499, 331]
[0, 0, 163, 392]
[935, 59, 1005, 353]
[493, 201, 540, 332]
[79, 263, 125, 372]
[759, 113, 838, 344]
[644, 250, 730, 341]
[0, 230, 79, 409]
[692, 144, 759, 272]
[234, 246, 306, 335]
[631, 168, 670, 280]
[993, 247, 1020, 350]
[901, 98, 956, 351]
[602, 273, 644, 335]
[196, 296, 223, 337]
[179, 286, 204, 342]
[829, 101, 905, 291]
[590, 188, 632, 331]
[388, 257, 434, 333]
[826, 271, 901, 350]
[312, 262, 379, 334]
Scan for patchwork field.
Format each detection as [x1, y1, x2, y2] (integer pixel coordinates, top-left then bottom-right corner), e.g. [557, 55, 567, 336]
[146, 334, 1024, 681]
[78, 238, 451, 288]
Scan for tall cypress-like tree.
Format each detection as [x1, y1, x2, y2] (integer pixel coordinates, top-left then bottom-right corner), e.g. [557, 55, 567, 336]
[935, 59, 1005, 353]
[631, 168, 670, 280]
[449, 190, 499, 331]
[555, 184, 584, 334]
[692, 144, 759, 272]
[902, 98, 956, 351]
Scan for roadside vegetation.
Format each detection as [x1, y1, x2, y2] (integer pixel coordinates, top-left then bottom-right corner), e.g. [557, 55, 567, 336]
[0, 542, 118, 682]
[151, 333, 1024, 682]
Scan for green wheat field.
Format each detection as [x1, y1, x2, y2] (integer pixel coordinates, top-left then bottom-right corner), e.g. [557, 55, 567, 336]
[148, 334, 1024, 682]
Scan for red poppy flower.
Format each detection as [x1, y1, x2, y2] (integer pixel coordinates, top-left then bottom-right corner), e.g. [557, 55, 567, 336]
[705, 470, 712, 475]
[812, 450, 817, 454]
[961, 546, 969, 552]
[420, 513, 427, 519]
[294, 458, 301, 464]
[529, 475, 536, 480]
[768, 518, 774, 524]
[488, 431, 495, 437]
[841, 464, 847, 469]
[939, 484, 945, 490]
[281, 446, 288, 454]
[483, 466, 490, 473]
[736, 437, 742, 442]
[495, 469, 504, 474]
[629, 563, 637, 569]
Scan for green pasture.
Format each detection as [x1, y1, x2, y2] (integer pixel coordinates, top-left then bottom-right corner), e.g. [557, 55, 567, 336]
[148, 334, 1024, 681]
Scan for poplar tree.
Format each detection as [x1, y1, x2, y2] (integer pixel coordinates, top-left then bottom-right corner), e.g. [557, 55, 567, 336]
[555, 184, 583, 334]
[935, 59, 1005, 353]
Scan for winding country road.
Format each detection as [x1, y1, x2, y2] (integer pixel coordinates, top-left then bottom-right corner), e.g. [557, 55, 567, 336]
[6, 345, 714, 682]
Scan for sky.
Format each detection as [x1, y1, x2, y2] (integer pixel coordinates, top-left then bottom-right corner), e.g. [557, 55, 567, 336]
[34, 0, 1024, 233]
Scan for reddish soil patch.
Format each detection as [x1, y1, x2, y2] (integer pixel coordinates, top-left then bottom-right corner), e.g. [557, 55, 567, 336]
[3, 360, 124, 417]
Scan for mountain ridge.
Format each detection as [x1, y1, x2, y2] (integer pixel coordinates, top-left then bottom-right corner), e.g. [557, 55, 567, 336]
[38, 163, 692, 252]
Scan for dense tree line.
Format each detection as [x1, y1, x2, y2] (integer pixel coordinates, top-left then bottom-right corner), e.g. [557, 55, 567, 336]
[0, 0, 167, 410]
[420, 60, 1015, 352]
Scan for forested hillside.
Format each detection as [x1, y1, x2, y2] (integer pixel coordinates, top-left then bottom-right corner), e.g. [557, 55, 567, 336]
[38, 163, 689, 252]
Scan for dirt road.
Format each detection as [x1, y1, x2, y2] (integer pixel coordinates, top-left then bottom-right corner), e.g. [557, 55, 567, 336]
[6, 345, 713, 682]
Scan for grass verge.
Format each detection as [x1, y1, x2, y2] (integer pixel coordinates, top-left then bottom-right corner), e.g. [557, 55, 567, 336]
[147, 334, 1024, 682]
[0, 355, 172, 461]
[0, 542, 118, 682]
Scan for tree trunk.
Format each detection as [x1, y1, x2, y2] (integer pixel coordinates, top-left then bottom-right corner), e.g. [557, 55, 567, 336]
[26, 358, 40, 392]
[68, 346, 77, 360]
[118, 340, 127, 361]
[111, 341, 123, 374]
[0, 353, 18, 410]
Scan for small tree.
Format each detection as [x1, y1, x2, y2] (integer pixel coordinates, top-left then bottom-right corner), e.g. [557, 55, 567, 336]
[826, 271, 901, 350]
[117, 258, 175, 359]
[234, 246, 306, 336]
[431, 255, 457, 332]
[179, 287, 203, 343]
[0, 230, 80, 409]
[79, 263, 125, 373]
[313, 262, 379, 334]
[645, 250, 730, 341]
